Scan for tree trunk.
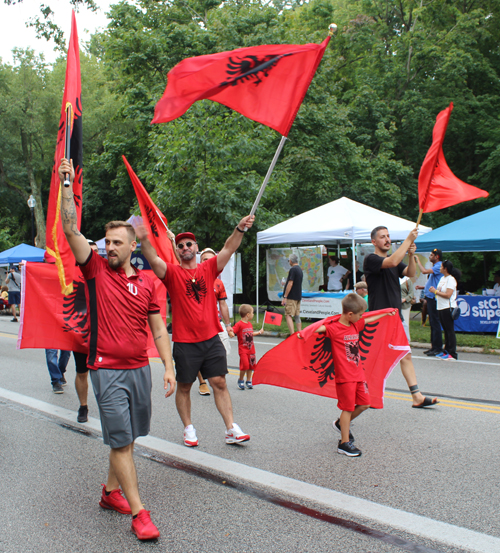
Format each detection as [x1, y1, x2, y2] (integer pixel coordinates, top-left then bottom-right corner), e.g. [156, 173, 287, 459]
[20, 128, 46, 248]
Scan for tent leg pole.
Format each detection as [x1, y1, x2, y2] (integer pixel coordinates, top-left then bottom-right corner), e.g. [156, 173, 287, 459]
[352, 237, 356, 286]
[256, 243, 259, 324]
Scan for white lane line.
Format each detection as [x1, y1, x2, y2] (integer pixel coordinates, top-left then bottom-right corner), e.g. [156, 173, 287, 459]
[1, 387, 499, 553]
[412, 355, 500, 367]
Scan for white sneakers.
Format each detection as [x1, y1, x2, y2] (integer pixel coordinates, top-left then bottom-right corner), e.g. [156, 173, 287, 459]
[183, 425, 199, 447]
[184, 423, 250, 446]
[225, 423, 250, 444]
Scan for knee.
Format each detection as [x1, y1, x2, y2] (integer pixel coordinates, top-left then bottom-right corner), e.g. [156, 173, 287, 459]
[360, 404, 370, 412]
[209, 376, 227, 392]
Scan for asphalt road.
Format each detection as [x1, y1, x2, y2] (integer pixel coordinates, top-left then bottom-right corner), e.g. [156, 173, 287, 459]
[1, 315, 499, 553]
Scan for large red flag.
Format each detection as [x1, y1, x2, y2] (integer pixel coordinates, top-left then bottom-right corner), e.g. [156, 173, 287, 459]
[152, 38, 330, 136]
[418, 103, 488, 212]
[18, 263, 166, 359]
[253, 309, 410, 409]
[122, 156, 179, 265]
[45, 11, 83, 295]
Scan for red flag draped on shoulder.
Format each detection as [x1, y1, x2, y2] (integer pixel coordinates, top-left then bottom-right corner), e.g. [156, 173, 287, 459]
[122, 156, 179, 265]
[253, 309, 410, 409]
[418, 103, 488, 213]
[45, 10, 83, 295]
[152, 37, 330, 136]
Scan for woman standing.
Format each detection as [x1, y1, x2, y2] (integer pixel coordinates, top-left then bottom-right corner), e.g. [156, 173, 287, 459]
[429, 260, 461, 361]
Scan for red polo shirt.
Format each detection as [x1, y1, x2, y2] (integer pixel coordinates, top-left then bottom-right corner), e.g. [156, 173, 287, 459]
[79, 250, 160, 369]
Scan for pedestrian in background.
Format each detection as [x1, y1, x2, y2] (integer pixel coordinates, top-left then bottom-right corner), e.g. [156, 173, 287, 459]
[429, 260, 461, 361]
[45, 349, 71, 394]
[5, 265, 21, 322]
[282, 254, 303, 335]
[230, 304, 263, 390]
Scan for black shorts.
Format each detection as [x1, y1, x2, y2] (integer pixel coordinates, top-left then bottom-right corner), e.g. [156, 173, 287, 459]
[73, 351, 88, 374]
[173, 335, 228, 383]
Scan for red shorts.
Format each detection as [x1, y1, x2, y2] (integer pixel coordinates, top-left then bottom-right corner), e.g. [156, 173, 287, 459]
[239, 353, 256, 372]
[336, 381, 370, 412]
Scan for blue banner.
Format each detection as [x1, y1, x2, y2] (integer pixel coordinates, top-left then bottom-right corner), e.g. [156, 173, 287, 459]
[455, 296, 500, 333]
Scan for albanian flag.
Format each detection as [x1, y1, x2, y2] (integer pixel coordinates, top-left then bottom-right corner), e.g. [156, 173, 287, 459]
[152, 37, 330, 136]
[122, 156, 179, 265]
[253, 309, 410, 409]
[18, 263, 167, 359]
[418, 103, 488, 213]
[45, 10, 83, 295]
[263, 311, 282, 326]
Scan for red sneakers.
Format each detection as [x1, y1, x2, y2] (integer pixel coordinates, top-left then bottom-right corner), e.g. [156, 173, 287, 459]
[99, 484, 132, 514]
[131, 509, 160, 540]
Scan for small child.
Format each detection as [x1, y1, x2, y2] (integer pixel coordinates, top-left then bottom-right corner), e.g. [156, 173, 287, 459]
[230, 304, 263, 390]
[315, 293, 396, 457]
[354, 281, 368, 299]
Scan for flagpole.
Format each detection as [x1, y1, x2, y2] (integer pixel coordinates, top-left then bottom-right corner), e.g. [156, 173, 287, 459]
[63, 103, 73, 187]
[416, 208, 424, 227]
[156, 209, 169, 232]
[245, 135, 287, 228]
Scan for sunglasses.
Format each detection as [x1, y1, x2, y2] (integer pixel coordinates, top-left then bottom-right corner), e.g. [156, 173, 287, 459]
[177, 241, 195, 250]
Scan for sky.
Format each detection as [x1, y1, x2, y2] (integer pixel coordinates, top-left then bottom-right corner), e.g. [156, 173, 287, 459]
[0, 0, 113, 65]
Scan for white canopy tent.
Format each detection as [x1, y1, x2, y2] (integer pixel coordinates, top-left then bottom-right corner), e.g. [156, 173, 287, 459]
[255, 197, 432, 320]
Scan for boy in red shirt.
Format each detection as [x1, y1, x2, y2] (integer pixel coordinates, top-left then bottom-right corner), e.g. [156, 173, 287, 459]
[230, 304, 263, 390]
[315, 293, 397, 457]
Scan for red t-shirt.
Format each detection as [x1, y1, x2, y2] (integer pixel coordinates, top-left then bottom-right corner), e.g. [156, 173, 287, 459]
[162, 255, 222, 343]
[79, 250, 160, 370]
[324, 319, 366, 383]
[232, 320, 256, 356]
[214, 278, 227, 321]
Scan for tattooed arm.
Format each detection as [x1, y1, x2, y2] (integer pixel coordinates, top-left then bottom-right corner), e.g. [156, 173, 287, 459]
[148, 313, 176, 398]
[58, 158, 91, 264]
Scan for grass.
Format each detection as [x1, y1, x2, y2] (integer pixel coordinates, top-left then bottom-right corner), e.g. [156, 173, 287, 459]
[236, 305, 500, 354]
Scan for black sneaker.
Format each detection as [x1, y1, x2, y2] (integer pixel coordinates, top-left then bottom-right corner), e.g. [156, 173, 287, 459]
[333, 419, 354, 442]
[423, 348, 434, 354]
[425, 349, 442, 356]
[11, 317, 18, 322]
[77, 405, 88, 423]
[61, 376, 67, 386]
[52, 383, 64, 394]
[337, 440, 362, 457]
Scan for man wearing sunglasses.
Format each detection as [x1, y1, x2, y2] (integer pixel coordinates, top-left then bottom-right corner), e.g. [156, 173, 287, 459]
[136, 215, 254, 448]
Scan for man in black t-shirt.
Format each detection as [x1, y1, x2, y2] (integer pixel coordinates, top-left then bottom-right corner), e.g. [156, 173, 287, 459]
[364, 226, 438, 409]
[282, 254, 303, 335]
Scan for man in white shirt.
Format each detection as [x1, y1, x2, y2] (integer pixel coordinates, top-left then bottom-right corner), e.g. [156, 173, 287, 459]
[326, 255, 350, 292]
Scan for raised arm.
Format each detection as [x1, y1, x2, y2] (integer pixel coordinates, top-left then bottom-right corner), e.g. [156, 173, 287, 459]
[135, 224, 167, 280]
[59, 159, 91, 264]
[381, 228, 419, 269]
[415, 255, 433, 275]
[216, 215, 255, 273]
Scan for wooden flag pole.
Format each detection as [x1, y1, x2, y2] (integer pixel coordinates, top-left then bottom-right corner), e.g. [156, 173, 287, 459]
[416, 208, 424, 227]
[63, 103, 73, 187]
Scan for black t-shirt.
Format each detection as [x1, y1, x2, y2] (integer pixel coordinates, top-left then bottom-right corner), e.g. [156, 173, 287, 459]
[363, 253, 406, 313]
[346, 270, 363, 290]
[285, 264, 303, 301]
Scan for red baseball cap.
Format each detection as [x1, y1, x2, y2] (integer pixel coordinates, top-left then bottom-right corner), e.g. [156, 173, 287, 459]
[175, 232, 196, 245]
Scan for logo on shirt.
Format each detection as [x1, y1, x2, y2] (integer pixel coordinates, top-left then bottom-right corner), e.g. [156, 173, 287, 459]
[127, 283, 138, 296]
[243, 330, 253, 349]
[185, 276, 207, 304]
[344, 339, 360, 365]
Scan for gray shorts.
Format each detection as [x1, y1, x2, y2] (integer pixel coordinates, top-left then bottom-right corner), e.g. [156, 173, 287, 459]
[90, 365, 152, 449]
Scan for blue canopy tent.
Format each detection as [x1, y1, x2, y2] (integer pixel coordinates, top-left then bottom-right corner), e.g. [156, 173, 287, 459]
[0, 243, 46, 265]
[414, 205, 500, 252]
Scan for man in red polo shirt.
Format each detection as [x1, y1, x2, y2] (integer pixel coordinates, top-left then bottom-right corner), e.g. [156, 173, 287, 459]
[136, 216, 254, 448]
[58, 159, 176, 541]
